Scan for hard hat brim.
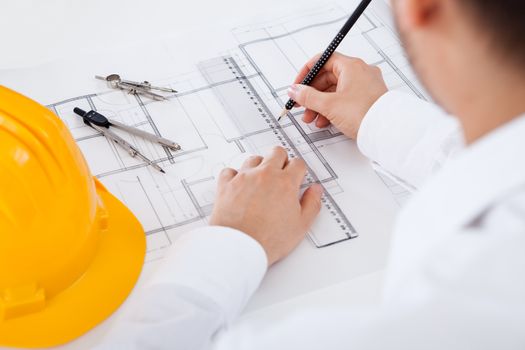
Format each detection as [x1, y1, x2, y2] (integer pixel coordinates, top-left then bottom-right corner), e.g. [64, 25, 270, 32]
[0, 179, 146, 348]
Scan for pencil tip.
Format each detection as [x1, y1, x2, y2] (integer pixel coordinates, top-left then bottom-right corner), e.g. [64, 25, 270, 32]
[160, 169, 166, 174]
[278, 108, 288, 121]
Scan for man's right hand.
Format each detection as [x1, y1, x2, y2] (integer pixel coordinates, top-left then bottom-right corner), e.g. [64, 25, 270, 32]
[288, 53, 388, 139]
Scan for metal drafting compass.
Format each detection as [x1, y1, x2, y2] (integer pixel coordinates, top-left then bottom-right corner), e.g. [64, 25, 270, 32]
[95, 74, 177, 101]
[73, 107, 181, 173]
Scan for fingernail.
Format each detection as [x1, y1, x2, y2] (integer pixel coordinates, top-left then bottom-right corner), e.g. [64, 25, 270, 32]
[287, 84, 302, 99]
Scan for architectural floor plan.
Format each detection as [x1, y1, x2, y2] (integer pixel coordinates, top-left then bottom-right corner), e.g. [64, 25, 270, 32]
[2, 1, 422, 309]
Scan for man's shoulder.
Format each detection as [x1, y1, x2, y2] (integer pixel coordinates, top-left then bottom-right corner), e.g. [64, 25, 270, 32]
[480, 187, 525, 236]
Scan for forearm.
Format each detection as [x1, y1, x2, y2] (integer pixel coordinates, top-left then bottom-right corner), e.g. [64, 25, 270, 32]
[357, 91, 464, 187]
[95, 226, 267, 350]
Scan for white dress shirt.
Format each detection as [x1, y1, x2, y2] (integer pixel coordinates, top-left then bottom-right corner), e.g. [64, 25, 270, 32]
[96, 91, 525, 349]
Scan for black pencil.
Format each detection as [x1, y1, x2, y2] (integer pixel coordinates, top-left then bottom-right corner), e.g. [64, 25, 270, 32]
[278, 0, 373, 121]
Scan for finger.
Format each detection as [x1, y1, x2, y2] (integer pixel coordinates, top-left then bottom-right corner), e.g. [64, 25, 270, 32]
[293, 53, 322, 84]
[218, 167, 237, 187]
[302, 83, 335, 124]
[285, 158, 307, 187]
[261, 146, 288, 169]
[294, 52, 348, 84]
[303, 109, 318, 124]
[294, 71, 336, 95]
[296, 75, 336, 124]
[240, 155, 263, 171]
[308, 72, 337, 93]
[316, 115, 331, 128]
[288, 84, 335, 118]
[300, 184, 323, 227]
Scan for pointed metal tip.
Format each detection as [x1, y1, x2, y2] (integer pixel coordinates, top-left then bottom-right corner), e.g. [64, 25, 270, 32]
[160, 169, 166, 174]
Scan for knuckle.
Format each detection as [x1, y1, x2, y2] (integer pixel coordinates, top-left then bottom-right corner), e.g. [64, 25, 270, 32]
[291, 158, 306, 172]
[332, 52, 347, 64]
[220, 167, 234, 177]
[256, 168, 274, 185]
[341, 53, 353, 63]
[258, 164, 273, 177]
[247, 155, 262, 164]
[371, 65, 382, 76]
[349, 57, 365, 68]
[273, 146, 287, 157]
[234, 171, 246, 181]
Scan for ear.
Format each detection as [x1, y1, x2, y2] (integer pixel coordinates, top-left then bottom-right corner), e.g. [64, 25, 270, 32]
[394, 0, 441, 30]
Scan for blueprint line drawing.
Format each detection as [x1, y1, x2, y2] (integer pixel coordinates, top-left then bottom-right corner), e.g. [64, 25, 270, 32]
[45, 3, 417, 264]
[199, 56, 357, 247]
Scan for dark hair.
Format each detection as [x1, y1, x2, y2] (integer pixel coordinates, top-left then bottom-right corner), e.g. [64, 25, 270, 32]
[461, 0, 525, 68]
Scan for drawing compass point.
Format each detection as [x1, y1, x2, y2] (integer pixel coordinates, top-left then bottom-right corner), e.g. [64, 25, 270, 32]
[73, 107, 180, 174]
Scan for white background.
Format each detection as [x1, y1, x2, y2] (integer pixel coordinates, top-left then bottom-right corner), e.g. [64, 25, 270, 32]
[0, 0, 347, 69]
[0, 1, 389, 348]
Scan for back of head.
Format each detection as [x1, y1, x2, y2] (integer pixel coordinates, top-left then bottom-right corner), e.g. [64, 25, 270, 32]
[460, 0, 525, 71]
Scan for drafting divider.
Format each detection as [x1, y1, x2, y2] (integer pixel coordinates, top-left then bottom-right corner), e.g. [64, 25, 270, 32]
[43, 4, 420, 261]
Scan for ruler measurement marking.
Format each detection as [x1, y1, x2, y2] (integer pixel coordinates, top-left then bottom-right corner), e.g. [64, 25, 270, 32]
[201, 56, 357, 246]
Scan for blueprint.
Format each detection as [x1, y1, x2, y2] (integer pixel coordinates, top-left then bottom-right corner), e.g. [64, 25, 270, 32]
[0, 0, 421, 310]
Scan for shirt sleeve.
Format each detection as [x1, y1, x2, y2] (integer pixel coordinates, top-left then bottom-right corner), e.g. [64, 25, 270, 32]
[357, 91, 464, 188]
[212, 223, 525, 350]
[94, 226, 268, 350]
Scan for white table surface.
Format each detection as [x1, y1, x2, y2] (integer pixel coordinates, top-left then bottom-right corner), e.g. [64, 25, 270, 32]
[0, 1, 387, 348]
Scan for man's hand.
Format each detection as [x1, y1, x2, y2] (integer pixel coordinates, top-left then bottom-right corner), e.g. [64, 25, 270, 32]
[289, 53, 388, 139]
[210, 147, 323, 266]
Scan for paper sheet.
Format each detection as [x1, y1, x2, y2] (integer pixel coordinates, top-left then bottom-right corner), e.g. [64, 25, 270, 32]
[0, 0, 422, 316]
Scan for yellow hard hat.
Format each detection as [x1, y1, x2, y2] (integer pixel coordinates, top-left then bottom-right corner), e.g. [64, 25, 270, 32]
[0, 86, 146, 348]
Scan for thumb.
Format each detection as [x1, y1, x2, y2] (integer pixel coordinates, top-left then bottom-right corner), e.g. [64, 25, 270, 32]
[300, 184, 323, 227]
[288, 84, 334, 117]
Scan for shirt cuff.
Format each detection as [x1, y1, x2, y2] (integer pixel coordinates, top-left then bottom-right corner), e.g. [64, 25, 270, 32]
[357, 90, 412, 158]
[147, 226, 268, 322]
[356, 90, 460, 187]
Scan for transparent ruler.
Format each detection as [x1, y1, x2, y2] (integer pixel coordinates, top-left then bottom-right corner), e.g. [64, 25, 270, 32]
[199, 56, 357, 248]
